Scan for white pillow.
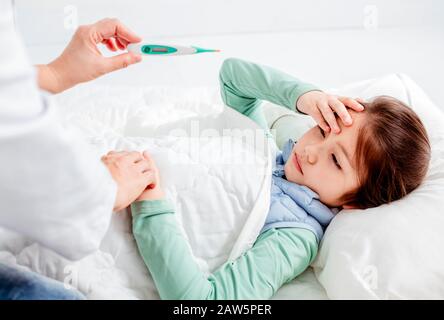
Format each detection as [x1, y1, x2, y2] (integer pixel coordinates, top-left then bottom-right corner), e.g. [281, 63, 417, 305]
[312, 74, 444, 299]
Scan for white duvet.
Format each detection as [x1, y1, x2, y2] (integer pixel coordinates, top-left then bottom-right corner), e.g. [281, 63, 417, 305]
[0, 85, 275, 299]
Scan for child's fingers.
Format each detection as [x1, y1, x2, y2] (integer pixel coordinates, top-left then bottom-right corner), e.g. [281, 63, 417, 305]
[310, 107, 330, 133]
[142, 151, 157, 189]
[318, 102, 340, 133]
[142, 170, 156, 189]
[355, 97, 367, 104]
[338, 96, 365, 111]
[329, 98, 352, 126]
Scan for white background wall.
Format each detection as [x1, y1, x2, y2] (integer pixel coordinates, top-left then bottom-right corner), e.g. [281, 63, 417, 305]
[12, 0, 444, 111]
[14, 0, 444, 43]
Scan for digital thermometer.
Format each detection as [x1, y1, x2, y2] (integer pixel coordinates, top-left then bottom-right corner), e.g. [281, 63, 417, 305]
[127, 43, 220, 56]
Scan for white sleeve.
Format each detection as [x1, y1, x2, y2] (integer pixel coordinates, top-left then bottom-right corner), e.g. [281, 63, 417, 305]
[0, 4, 116, 260]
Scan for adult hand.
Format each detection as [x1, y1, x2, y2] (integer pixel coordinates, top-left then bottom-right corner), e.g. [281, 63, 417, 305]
[136, 151, 165, 202]
[296, 91, 365, 133]
[101, 151, 155, 212]
[37, 18, 142, 93]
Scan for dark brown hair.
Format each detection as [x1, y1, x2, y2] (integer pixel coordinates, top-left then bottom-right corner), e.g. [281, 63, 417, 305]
[339, 96, 431, 209]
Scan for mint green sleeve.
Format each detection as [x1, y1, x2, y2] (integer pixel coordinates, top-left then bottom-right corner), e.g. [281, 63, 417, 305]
[219, 58, 320, 133]
[131, 199, 318, 300]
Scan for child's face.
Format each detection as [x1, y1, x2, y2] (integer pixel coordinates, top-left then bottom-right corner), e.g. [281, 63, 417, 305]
[284, 110, 366, 208]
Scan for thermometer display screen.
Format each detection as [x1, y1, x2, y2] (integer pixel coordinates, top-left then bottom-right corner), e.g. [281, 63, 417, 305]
[141, 45, 178, 54]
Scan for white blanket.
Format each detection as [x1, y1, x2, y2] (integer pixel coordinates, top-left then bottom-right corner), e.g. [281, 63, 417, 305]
[0, 85, 275, 299]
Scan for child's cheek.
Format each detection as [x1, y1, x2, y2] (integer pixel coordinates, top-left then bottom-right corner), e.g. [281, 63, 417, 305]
[284, 161, 297, 183]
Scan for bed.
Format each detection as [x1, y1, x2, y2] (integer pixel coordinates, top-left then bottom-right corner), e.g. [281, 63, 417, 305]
[0, 69, 443, 299]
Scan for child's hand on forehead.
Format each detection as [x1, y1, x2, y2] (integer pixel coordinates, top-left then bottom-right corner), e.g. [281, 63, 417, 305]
[296, 91, 365, 133]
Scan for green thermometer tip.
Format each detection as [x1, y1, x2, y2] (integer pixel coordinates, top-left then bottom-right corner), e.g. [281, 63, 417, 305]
[193, 46, 221, 53]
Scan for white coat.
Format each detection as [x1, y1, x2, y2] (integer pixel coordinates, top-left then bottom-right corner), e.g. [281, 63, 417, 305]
[0, 6, 116, 260]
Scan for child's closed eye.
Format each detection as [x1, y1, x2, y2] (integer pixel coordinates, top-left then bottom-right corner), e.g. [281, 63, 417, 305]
[332, 154, 341, 169]
[318, 125, 342, 170]
[318, 125, 325, 137]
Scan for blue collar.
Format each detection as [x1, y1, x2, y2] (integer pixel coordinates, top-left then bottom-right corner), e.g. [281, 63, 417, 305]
[273, 138, 296, 178]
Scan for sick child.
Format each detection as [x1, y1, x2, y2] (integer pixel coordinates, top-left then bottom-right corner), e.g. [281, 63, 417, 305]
[128, 58, 431, 299]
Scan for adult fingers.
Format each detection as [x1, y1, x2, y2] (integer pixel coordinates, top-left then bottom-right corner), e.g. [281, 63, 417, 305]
[115, 37, 128, 50]
[102, 38, 118, 52]
[135, 159, 152, 173]
[142, 151, 154, 163]
[104, 151, 141, 164]
[101, 51, 142, 73]
[123, 151, 144, 163]
[142, 150, 150, 158]
[94, 18, 142, 44]
[142, 151, 157, 169]
[106, 150, 128, 158]
[103, 151, 127, 162]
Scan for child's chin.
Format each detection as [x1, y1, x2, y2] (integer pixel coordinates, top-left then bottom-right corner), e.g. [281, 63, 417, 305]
[284, 167, 301, 184]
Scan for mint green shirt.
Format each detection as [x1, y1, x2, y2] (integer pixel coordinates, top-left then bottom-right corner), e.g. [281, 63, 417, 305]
[131, 58, 320, 300]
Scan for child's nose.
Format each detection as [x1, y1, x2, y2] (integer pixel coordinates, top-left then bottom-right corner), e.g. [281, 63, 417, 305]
[307, 153, 317, 165]
[304, 145, 318, 165]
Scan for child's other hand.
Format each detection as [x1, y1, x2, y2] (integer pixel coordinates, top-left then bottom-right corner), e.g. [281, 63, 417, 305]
[136, 151, 165, 201]
[101, 151, 155, 212]
[296, 91, 365, 133]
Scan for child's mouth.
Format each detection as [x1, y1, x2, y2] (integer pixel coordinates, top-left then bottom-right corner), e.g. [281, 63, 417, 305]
[293, 153, 303, 174]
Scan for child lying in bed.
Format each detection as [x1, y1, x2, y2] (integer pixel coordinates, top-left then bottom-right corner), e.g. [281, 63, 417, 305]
[128, 58, 431, 299]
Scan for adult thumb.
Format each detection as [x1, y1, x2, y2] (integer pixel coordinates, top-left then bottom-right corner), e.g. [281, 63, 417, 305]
[103, 51, 142, 73]
[142, 150, 152, 160]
